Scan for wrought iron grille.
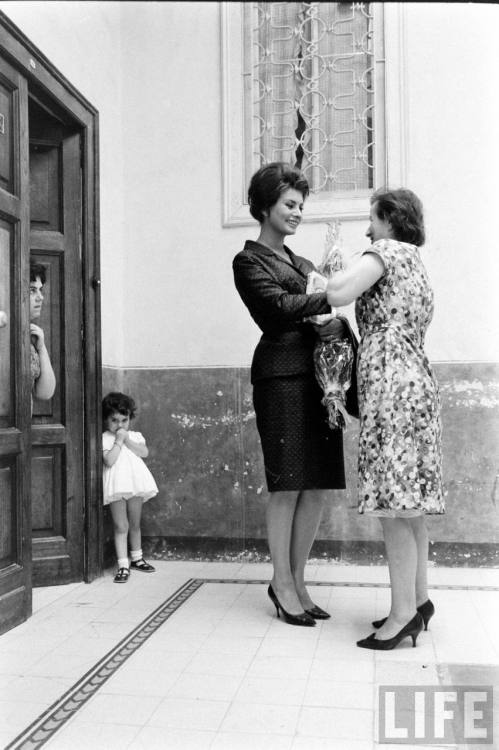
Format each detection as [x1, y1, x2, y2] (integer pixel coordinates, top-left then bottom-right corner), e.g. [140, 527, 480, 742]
[244, 2, 376, 195]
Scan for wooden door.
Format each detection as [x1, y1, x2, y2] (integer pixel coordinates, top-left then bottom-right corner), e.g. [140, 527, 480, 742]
[29, 98, 84, 586]
[0, 56, 32, 634]
[0, 14, 102, 631]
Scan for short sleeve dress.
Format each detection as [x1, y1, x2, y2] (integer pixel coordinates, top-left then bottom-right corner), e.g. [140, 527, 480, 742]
[102, 430, 159, 505]
[354, 239, 444, 516]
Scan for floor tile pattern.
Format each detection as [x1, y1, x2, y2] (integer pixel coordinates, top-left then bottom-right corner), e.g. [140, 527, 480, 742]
[0, 562, 497, 750]
[5, 579, 203, 749]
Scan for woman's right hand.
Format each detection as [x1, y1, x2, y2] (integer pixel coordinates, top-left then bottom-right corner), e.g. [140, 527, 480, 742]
[313, 317, 348, 342]
[30, 323, 46, 351]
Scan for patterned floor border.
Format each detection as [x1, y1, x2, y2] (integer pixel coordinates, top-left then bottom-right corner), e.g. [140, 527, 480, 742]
[7, 578, 499, 749]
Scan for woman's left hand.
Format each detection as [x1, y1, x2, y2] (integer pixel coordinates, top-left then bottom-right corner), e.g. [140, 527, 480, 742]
[30, 323, 46, 351]
[313, 317, 348, 342]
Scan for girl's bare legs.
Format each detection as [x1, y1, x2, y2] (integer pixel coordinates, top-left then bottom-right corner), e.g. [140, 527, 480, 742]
[376, 517, 418, 639]
[409, 516, 430, 607]
[109, 499, 129, 563]
[291, 489, 328, 610]
[126, 496, 144, 553]
[267, 491, 304, 615]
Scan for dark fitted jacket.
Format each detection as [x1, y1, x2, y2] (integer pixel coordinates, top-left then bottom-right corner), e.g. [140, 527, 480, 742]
[233, 240, 358, 404]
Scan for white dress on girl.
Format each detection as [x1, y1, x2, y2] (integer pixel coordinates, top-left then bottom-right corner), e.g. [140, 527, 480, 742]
[102, 430, 159, 505]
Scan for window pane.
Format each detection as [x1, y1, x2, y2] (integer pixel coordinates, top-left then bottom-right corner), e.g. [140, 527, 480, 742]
[247, 2, 375, 194]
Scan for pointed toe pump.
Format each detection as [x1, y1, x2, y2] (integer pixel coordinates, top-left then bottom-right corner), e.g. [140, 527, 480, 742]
[267, 585, 316, 627]
[357, 612, 424, 650]
[305, 604, 331, 620]
[372, 599, 435, 631]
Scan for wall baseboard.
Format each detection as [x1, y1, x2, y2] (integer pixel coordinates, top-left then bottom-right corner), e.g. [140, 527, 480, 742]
[103, 535, 499, 569]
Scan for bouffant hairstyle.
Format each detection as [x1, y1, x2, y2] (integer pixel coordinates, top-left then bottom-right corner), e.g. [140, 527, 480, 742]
[248, 162, 310, 223]
[102, 392, 137, 421]
[30, 261, 47, 285]
[371, 188, 425, 246]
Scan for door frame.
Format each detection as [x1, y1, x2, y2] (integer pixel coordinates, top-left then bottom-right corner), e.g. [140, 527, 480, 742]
[0, 11, 102, 582]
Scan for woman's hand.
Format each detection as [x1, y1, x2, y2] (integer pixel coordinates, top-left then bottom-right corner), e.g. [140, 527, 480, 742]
[312, 317, 348, 342]
[30, 323, 46, 351]
[306, 270, 328, 294]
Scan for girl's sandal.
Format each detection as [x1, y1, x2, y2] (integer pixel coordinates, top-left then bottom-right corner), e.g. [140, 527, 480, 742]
[130, 558, 155, 572]
[114, 567, 130, 583]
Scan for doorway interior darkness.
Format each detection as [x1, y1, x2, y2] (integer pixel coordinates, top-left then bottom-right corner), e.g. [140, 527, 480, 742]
[0, 11, 102, 634]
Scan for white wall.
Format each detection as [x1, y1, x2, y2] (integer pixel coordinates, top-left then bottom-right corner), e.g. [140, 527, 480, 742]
[0, 0, 126, 366]
[2, 1, 498, 368]
[403, 3, 499, 362]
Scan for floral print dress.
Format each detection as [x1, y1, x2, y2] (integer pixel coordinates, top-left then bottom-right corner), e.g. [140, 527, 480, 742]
[355, 239, 444, 516]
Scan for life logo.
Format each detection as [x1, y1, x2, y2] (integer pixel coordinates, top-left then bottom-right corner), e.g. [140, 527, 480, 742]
[378, 685, 494, 744]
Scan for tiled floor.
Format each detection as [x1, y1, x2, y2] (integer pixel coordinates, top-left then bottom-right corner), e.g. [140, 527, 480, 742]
[0, 561, 498, 749]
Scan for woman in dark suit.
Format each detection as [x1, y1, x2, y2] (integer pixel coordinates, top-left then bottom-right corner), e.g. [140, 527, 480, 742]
[233, 162, 355, 627]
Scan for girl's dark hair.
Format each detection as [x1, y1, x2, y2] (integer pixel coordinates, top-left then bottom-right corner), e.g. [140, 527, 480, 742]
[248, 161, 309, 223]
[102, 392, 137, 421]
[371, 188, 425, 246]
[30, 261, 47, 285]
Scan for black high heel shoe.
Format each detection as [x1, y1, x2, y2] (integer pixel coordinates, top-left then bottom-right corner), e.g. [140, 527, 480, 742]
[357, 612, 424, 650]
[372, 599, 435, 631]
[305, 604, 331, 620]
[267, 585, 315, 627]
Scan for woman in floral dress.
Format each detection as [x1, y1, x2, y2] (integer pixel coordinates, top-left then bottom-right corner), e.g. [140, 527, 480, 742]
[327, 188, 443, 650]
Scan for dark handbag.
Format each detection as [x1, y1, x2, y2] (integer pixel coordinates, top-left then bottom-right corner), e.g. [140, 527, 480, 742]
[343, 319, 359, 419]
[345, 356, 359, 418]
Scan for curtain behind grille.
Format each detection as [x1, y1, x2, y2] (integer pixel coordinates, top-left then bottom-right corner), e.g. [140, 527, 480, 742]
[249, 2, 373, 194]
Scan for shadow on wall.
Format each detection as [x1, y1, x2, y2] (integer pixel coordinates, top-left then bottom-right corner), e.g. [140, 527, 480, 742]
[102, 364, 499, 567]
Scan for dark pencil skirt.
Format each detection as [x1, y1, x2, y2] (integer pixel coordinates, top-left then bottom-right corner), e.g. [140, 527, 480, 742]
[253, 373, 346, 492]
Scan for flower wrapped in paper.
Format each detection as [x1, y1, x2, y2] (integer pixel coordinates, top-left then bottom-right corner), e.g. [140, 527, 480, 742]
[306, 222, 355, 429]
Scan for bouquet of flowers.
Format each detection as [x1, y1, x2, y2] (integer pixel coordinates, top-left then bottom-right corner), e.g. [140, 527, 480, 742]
[305, 221, 355, 429]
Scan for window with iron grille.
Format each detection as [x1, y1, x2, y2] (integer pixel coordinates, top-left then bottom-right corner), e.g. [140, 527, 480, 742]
[247, 2, 377, 192]
[222, 2, 404, 226]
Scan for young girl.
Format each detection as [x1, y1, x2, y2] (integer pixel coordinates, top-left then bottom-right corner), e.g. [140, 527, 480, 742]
[102, 392, 159, 583]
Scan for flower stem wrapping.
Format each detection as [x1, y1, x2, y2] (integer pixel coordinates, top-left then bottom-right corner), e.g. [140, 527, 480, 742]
[314, 337, 354, 429]
[307, 221, 355, 429]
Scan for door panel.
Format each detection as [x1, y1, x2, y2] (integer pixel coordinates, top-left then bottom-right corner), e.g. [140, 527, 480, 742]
[0, 458, 15, 563]
[30, 143, 61, 229]
[0, 225, 15, 566]
[0, 222, 12, 421]
[0, 77, 13, 192]
[30, 101, 84, 586]
[0, 57, 31, 635]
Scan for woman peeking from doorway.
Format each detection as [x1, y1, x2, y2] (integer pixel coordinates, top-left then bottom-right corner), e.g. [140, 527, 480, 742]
[30, 261, 56, 409]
